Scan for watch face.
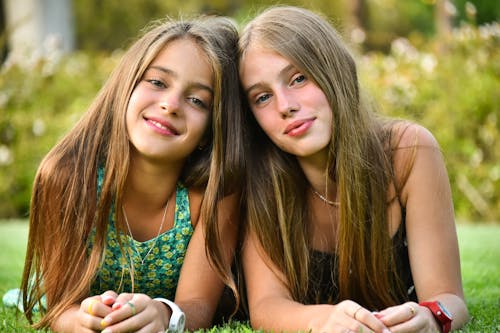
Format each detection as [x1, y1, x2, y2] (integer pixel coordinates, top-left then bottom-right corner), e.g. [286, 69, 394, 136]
[169, 313, 185, 333]
[178, 313, 186, 332]
[437, 301, 453, 319]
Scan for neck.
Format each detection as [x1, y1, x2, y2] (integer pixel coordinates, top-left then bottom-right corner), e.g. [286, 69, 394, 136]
[297, 150, 338, 206]
[124, 153, 183, 209]
[296, 150, 332, 194]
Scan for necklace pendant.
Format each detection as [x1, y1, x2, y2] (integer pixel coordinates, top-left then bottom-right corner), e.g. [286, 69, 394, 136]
[122, 200, 170, 267]
[312, 188, 340, 206]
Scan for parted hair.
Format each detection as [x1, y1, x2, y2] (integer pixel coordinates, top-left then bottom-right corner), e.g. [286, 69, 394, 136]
[21, 15, 244, 328]
[239, 5, 411, 310]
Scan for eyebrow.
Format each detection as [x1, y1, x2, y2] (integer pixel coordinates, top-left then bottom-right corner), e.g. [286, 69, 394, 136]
[148, 65, 214, 95]
[244, 63, 296, 95]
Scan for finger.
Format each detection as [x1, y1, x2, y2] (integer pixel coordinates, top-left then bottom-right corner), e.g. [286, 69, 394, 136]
[327, 321, 370, 333]
[388, 324, 417, 333]
[101, 290, 118, 306]
[82, 297, 103, 317]
[352, 307, 390, 332]
[101, 311, 145, 333]
[112, 292, 134, 311]
[102, 298, 141, 328]
[79, 299, 109, 331]
[80, 313, 106, 332]
[135, 322, 161, 333]
[387, 316, 421, 333]
[344, 318, 378, 333]
[378, 303, 418, 327]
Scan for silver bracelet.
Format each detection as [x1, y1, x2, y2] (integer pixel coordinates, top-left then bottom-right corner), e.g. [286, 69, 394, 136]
[153, 297, 186, 333]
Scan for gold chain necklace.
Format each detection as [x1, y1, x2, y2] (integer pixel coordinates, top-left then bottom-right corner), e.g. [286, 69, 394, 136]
[312, 188, 339, 206]
[122, 200, 169, 265]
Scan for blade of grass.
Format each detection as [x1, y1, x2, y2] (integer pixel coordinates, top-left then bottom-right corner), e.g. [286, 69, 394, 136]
[0, 221, 498, 332]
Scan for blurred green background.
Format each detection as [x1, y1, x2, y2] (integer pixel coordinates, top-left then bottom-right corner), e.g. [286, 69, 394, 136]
[0, 0, 499, 222]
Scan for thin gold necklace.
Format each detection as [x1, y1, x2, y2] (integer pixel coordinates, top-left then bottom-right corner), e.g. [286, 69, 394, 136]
[122, 200, 169, 265]
[312, 188, 339, 206]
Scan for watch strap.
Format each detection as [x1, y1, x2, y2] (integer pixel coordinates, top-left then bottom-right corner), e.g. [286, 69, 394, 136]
[419, 301, 452, 333]
[154, 297, 186, 333]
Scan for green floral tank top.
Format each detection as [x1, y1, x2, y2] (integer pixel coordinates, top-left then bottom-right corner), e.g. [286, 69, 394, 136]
[90, 169, 194, 299]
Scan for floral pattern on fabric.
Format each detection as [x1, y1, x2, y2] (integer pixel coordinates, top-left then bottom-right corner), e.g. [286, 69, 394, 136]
[90, 169, 193, 300]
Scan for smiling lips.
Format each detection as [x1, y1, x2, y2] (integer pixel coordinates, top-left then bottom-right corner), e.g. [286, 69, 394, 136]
[145, 116, 179, 136]
[284, 117, 315, 137]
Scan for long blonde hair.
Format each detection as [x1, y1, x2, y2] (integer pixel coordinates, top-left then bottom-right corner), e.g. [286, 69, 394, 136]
[21, 16, 244, 328]
[239, 5, 409, 309]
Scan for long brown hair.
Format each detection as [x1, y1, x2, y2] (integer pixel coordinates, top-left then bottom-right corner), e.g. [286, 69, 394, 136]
[239, 5, 411, 310]
[21, 16, 244, 328]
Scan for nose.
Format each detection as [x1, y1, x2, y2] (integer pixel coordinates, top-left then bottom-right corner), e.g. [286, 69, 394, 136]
[159, 92, 181, 115]
[276, 89, 299, 119]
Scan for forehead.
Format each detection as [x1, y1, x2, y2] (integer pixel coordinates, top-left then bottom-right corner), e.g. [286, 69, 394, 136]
[149, 38, 214, 84]
[240, 43, 293, 85]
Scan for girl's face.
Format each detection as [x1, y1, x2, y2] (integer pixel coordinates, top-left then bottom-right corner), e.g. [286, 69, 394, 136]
[126, 38, 213, 163]
[240, 44, 332, 160]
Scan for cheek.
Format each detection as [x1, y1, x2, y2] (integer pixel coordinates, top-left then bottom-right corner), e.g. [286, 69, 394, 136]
[309, 87, 329, 106]
[191, 113, 211, 139]
[253, 111, 274, 133]
[311, 90, 333, 122]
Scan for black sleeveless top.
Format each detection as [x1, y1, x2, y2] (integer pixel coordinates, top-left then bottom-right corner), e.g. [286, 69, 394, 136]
[215, 213, 416, 322]
[306, 212, 417, 308]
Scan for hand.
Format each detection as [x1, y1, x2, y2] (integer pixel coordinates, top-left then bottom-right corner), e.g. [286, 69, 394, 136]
[376, 302, 441, 333]
[309, 300, 390, 333]
[99, 292, 170, 333]
[76, 295, 113, 332]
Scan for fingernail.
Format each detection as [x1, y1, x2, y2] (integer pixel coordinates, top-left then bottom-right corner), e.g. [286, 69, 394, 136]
[112, 302, 122, 310]
[101, 329, 112, 333]
[101, 316, 111, 328]
[102, 295, 114, 304]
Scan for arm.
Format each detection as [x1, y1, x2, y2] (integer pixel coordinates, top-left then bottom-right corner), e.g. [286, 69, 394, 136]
[174, 192, 240, 330]
[378, 124, 469, 332]
[243, 231, 389, 333]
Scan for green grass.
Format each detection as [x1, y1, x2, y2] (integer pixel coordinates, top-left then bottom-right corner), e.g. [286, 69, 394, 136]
[1, 220, 499, 332]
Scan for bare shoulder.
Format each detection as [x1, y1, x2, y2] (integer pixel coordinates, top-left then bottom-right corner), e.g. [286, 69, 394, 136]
[390, 121, 442, 175]
[392, 121, 442, 197]
[187, 187, 240, 229]
[187, 187, 204, 228]
[390, 122, 446, 202]
[392, 121, 440, 150]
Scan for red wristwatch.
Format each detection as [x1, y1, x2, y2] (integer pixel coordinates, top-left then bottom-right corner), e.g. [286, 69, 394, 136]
[419, 301, 453, 333]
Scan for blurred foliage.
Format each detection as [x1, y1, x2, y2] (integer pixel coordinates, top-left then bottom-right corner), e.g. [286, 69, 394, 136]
[363, 0, 435, 51]
[73, 0, 243, 50]
[72, 0, 500, 52]
[0, 0, 498, 220]
[72, 0, 345, 51]
[360, 22, 500, 222]
[0, 50, 120, 217]
[454, 0, 500, 25]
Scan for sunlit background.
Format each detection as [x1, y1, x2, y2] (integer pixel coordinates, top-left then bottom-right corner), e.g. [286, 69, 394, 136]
[0, 0, 499, 222]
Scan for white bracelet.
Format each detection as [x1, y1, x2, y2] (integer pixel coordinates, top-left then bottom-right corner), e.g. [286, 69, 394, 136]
[153, 298, 186, 333]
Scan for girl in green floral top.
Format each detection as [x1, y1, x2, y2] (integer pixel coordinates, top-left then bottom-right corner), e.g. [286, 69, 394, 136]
[20, 15, 244, 333]
[89, 169, 193, 302]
